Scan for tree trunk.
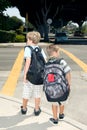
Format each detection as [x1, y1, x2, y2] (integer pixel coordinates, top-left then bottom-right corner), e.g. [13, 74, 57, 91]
[38, 25, 44, 38]
[38, 23, 49, 42]
[43, 23, 49, 42]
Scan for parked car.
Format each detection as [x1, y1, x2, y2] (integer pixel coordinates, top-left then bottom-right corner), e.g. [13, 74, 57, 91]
[55, 32, 87, 44]
[55, 32, 68, 44]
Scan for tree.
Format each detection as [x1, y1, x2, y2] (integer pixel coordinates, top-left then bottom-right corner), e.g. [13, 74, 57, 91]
[8, 0, 71, 41]
[7, 0, 87, 41]
[0, 15, 23, 31]
[0, 0, 24, 31]
[0, 0, 11, 13]
[0, 0, 10, 30]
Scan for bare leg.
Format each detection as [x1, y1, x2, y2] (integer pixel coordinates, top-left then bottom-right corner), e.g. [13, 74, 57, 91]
[35, 98, 40, 111]
[21, 98, 28, 114]
[49, 104, 58, 124]
[34, 98, 41, 116]
[59, 104, 64, 119]
[52, 104, 58, 119]
[59, 104, 64, 114]
[22, 98, 28, 109]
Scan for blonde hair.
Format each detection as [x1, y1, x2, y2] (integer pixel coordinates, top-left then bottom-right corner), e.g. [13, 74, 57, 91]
[46, 44, 60, 56]
[26, 31, 41, 44]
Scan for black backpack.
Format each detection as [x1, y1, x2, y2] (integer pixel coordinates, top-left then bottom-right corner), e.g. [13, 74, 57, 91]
[43, 58, 70, 102]
[25, 46, 46, 85]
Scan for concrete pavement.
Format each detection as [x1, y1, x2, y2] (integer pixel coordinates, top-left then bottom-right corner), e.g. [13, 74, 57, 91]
[0, 94, 87, 130]
[0, 42, 87, 130]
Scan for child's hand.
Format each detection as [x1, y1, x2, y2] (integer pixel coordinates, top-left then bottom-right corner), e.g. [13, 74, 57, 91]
[23, 78, 28, 83]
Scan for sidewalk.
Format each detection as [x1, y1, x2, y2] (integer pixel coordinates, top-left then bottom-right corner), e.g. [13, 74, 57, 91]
[0, 94, 87, 130]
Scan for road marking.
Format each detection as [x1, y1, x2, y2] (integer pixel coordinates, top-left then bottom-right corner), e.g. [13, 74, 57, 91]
[0, 47, 87, 96]
[0, 49, 24, 96]
[61, 48, 87, 72]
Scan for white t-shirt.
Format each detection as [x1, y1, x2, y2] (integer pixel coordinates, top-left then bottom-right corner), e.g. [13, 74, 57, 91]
[60, 59, 71, 74]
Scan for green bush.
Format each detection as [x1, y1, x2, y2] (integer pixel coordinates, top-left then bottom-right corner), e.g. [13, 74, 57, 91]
[0, 30, 16, 43]
[15, 34, 25, 42]
[16, 25, 24, 34]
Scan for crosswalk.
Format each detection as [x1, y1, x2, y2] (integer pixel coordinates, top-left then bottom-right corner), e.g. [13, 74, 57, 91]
[0, 49, 24, 96]
[1, 47, 87, 96]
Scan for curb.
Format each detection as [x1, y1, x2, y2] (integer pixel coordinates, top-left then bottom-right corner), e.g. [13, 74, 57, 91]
[0, 42, 52, 48]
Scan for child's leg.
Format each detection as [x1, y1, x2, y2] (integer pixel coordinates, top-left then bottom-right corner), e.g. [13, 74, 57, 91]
[34, 85, 42, 115]
[52, 104, 58, 119]
[59, 102, 65, 119]
[34, 98, 41, 116]
[21, 98, 28, 114]
[21, 82, 32, 114]
[35, 98, 40, 110]
[49, 103, 58, 124]
[34, 85, 43, 110]
[59, 103, 64, 114]
[22, 98, 28, 109]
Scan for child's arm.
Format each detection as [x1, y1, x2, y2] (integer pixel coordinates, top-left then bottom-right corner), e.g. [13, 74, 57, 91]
[65, 71, 71, 89]
[23, 58, 31, 83]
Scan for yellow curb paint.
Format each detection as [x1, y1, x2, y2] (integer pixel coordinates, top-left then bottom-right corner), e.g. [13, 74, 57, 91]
[60, 48, 87, 72]
[0, 49, 24, 96]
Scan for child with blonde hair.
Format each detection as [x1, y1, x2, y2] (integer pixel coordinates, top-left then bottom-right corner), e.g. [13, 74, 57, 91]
[21, 31, 47, 116]
[46, 44, 71, 124]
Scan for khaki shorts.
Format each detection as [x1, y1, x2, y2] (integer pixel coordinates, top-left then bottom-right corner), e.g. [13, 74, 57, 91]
[22, 81, 43, 99]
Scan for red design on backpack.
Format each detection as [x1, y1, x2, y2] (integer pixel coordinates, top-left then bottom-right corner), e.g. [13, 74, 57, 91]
[48, 74, 55, 82]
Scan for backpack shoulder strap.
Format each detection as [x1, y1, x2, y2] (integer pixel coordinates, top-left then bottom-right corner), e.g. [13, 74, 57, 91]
[24, 45, 42, 52]
[56, 58, 64, 64]
[24, 45, 33, 51]
[48, 57, 63, 64]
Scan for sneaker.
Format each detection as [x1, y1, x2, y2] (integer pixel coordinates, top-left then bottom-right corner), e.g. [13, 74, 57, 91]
[49, 118, 58, 124]
[34, 108, 41, 116]
[59, 113, 64, 119]
[21, 106, 27, 115]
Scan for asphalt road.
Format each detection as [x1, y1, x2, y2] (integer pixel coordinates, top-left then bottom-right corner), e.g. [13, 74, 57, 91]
[0, 44, 87, 126]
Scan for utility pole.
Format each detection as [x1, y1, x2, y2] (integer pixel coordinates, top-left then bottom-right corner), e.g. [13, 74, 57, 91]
[25, 12, 28, 32]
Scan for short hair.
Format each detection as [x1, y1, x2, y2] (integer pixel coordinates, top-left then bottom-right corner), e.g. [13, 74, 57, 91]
[26, 31, 41, 44]
[46, 44, 60, 56]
